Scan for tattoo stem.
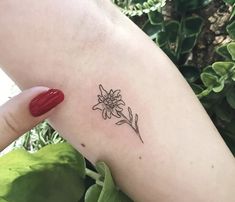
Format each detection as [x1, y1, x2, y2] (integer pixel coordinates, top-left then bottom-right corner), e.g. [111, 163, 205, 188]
[118, 111, 144, 144]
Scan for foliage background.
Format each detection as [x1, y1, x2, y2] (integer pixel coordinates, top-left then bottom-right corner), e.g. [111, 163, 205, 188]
[113, 0, 235, 154]
[0, 0, 235, 201]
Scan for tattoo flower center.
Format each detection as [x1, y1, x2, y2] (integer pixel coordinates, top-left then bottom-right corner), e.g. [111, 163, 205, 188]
[92, 85, 125, 119]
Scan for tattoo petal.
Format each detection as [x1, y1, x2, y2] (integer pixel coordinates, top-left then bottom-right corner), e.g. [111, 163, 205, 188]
[102, 108, 107, 120]
[98, 95, 104, 102]
[111, 110, 121, 118]
[99, 84, 108, 97]
[117, 100, 125, 106]
[106, 110, 112, 119]
[113, 90, 121, 97]
[92, 102, 103, 110]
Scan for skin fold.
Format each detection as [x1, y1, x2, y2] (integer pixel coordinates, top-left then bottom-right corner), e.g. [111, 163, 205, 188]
[0, 0, 235, 201]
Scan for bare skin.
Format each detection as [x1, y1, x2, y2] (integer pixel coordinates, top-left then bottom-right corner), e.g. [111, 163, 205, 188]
[0, 0, 235, 201]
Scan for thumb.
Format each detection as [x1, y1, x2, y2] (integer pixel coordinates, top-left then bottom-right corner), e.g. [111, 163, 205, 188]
[0, 87, 64, 151]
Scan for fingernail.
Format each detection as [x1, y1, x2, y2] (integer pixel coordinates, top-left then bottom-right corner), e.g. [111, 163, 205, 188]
[29, 89, 64, 117]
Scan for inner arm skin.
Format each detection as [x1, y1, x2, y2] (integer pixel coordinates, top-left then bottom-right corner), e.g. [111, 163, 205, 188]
[0, 1, 235, 201]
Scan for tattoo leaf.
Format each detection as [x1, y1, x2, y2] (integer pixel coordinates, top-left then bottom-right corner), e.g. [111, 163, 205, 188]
[116, 120, 129, 125]
[134, 114, 138, 126]
[128, 107, 133, 122]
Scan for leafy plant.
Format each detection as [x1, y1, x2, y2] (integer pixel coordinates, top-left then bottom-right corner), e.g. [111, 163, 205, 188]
[113, 0, 166, 16]
[223, 0, 235, 5]
[155, 15, 204, 63]
[85, 162, 131, 202]
[196, 44, 235, 154]
[174, 0, 213, 12]
[0, 143, 85, 202]
[123, 0, 207, 86]
[190, 1, 235, 154]
[116, 0, 235, 156]
[0, 143, 132, 202]
[12, 121, 65, 152]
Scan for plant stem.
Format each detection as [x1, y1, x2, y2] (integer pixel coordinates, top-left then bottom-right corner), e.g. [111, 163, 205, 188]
[85, 168, 104, 186]
[85, 168, 100, 181]
[175, 14, 185, 62]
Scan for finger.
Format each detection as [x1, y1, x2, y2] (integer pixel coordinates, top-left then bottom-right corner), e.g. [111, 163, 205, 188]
[0, 86, 64, 151]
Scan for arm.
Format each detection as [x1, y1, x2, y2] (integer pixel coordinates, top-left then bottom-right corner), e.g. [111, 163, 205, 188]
[0, 0, 235, 201]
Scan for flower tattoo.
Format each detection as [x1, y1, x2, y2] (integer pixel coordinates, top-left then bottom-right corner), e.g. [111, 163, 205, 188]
[92, 84, 144, 143]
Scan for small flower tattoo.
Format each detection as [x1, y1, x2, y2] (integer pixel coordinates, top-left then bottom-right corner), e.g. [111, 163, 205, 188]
[92, 84, 144, 143]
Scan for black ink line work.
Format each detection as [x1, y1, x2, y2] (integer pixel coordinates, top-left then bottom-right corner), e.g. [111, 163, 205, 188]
[92, 84, 144, 143]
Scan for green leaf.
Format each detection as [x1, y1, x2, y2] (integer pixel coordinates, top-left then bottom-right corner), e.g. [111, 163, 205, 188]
[232, 71, 235, 81]
[230, 6, 235, 20]
[182, 0, 200, 10]
[119, 0, 166, 17]
[181, 35, 197, 54]
[0, 143, 86, 202]
[143, 21, 163, 39]
[85, 184, 102, 202]
[175, 0, 212, 12]
[212, 61, 235, 76]
[216, 44, 233, 60]
[227, 21, 235, 39]
[223, 0, 235, 4]
[148, 11, 164, 25]
[183, 16, 204, 37]
[227, 42, 235, 60]
[175, 0, 195, 12]
[201, 66, 226, 93]
[94, 162, 132, 202]
[201, 0, 213, 6]
[165, 21, 180, 43]
[201, 72, 220, 87]
[212, 80, 225, 93]
[202, 66, 216, 74]
[226, 86, 235, 109]
[156, 31, 168, 47]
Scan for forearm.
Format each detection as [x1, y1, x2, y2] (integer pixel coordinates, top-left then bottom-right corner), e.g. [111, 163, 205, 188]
[0, 1, 235, 201]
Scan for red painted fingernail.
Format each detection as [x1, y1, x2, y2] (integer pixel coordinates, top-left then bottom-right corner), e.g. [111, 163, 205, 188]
[29, 89, 64, 117]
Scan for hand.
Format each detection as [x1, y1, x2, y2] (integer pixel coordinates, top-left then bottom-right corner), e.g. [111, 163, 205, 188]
[0, 87, 64, 151]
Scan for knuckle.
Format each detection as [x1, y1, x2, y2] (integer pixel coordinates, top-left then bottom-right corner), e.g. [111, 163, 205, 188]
[1, 111, 21, 136]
